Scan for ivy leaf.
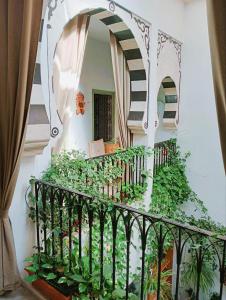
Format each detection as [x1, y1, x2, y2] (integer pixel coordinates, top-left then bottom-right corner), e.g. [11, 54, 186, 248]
[25, 274, 38, 283]
[70, 273, 87, 283]
[112, 288, 126, 299]
[24, 256, 34, 263]
[25, 265, 39, 273]
[79, 283, 87, 293]
[58, 277, 67, 284]
[42, 263, 52, 269]
[46, 273, 57, 280]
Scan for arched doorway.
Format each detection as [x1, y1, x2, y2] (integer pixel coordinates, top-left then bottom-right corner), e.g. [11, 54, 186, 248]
[41, 2, 150, 153]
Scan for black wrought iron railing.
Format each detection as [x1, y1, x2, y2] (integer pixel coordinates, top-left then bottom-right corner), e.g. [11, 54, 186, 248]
[83, 148, 147, 202]
[32, 180, 226, 300]
[153, 139, 177, 175]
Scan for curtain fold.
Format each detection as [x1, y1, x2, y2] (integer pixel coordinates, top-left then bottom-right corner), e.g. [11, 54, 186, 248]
[53, 15, 90, 152]
[110, 32, 131, 148]
[206, 0, 226, 173]
[0, 0, 43, 294]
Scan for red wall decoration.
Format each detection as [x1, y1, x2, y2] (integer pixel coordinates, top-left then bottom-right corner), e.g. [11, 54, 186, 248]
[76, 92, 85, 115]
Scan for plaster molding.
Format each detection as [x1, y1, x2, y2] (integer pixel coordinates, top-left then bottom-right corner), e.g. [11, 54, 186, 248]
[157, 30, 182, 68]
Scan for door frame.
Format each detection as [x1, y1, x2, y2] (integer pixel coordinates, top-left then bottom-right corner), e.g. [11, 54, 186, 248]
[92, 89, 115, 141]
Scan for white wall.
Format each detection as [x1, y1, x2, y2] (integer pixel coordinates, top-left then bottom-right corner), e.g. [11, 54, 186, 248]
[10, 146, 51, 273]
[66, 35, 115, 154]
[178, 0, 226, 224]
[116, 0, 184, 41]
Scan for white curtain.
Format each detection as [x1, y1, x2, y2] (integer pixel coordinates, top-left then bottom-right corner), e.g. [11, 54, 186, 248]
[110, 32, 131, 148]
[53, 14, 90, 152]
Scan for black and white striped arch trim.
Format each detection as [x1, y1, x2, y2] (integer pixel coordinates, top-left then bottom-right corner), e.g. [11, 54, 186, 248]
[24, 1, 50, 156]
[162, 77, 178, 129]
[88, 8, 148, 133]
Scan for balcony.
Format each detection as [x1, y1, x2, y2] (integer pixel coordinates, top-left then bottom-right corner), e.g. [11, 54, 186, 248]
[25, 142, 226, 300]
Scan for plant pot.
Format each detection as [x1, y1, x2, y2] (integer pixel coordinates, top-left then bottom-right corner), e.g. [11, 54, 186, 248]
[163, 247, 173, 284]
[147, 293, 157, 300]
[25, 269, 72, 300]
[104, 143, 120, 154]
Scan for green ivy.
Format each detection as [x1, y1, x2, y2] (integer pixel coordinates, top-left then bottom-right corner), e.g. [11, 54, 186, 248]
[150, 140, 226, 297]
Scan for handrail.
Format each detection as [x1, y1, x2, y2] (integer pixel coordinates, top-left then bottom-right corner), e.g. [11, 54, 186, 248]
[34, 179, 226, 242]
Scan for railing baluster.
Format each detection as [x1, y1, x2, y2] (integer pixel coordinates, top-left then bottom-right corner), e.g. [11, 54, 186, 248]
[78, 195, 83, 268]
[35, 182, 41, 260]
[140, 216, 146, 300]
[111, 207, 117, 290]
[157, 224, 163, 300]
[88, 199, 94, 285]
[195, 245, 203, 300]
[59, 190, 64, 261]
[99, 205, 105, 290]
[136, 155, 138, 185]
[50, 186, 55, 261]
[175, 228, 182, 300]
[219, 241, 226, 299]
[125, 212, 131, 300]
[142, 154, 145, 186]
[42, 185, 47, 255]
[68, 193, 72, 272]
[124, 161, 127, 186]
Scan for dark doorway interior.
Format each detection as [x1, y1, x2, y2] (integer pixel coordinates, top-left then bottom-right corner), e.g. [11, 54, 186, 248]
[94, 93, 114, 142]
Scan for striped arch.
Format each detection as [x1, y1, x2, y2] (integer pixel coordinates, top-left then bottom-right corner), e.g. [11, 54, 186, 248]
[161, 77, 178, 129]
[25, 2, 150, 157]
[69, 8, 148, 134]
[24, 0, 50, 156]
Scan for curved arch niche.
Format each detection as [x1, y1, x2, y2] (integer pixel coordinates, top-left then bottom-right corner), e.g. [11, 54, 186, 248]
[155, 76, 178, 143]
[156, 31, 182, 131]
[41, 0, 151, 149]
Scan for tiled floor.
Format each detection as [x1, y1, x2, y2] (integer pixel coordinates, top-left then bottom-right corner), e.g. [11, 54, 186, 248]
[1, 287, 40, 300]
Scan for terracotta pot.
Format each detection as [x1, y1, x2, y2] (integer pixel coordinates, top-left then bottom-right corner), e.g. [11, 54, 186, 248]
[25, 269, 71, 300]
[164, 247, 173, 270]
[147, 293, 157, 300]
[104, 143, 120, 154]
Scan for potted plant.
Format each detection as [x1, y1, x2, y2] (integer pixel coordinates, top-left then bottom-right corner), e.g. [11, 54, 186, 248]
[24, 254, 74, 300]
[182, 250, 215, 299]
[145, 268, 172, 300]
[104, 138, 120, 154]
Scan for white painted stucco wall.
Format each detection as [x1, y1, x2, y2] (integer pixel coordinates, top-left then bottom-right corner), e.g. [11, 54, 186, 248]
[178, 0, 226, 224]
[10, 146, 51, 273]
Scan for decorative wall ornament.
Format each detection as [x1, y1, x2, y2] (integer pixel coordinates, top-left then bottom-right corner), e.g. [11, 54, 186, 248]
[157, 31, 182, 67]
[76, 92, 85, 115]
[157, 30, 182, 130]
[109, 1, 116, 12]
[47, 0, 58, 21]
[132, 15, 151, 57]
[51, 127, 59, 138]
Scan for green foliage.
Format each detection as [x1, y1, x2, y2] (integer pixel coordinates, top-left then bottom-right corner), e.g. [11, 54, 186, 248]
[150, 140, 226, 296]
[145, 269, 172, 299]
[151, 140, 226, 233]
[25, 146, 150, 298]
[41, 146, 149, 205]
[182, 253, 215, 296]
